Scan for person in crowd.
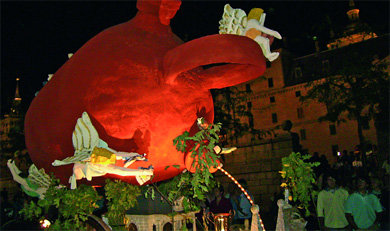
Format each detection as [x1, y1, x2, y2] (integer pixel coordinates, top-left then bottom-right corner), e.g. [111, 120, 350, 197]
[370, 176, 389, 230]
[380, 156, 390, 189]
[210, 185, 233, 214]
[317, 172, 349, 230]
[224, 182, 240, 224]
[208, 185, 233, 230]
[345, 176, 383, 230]
[352, 153, 363, 177]
[236, 179, 253, 224]
[332, 155, 344, 184]
[340, 150, 349, 163]
[319, 155, 330, 177]
[365, 145, 378, 175]
[340, 156, 353, 190]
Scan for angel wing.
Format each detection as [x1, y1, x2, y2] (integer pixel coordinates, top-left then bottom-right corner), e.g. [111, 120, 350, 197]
[218, 4, 247, 36]
[53, 112, 101, 166]
[27, 164, 51, 189]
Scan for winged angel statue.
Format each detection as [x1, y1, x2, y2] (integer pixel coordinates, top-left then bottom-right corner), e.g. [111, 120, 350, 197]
[52, 112, 154, 189]
[219, 4, 282, 62]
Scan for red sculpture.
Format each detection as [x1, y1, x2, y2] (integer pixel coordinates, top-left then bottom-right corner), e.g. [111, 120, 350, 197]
[24, 0, 266, 186]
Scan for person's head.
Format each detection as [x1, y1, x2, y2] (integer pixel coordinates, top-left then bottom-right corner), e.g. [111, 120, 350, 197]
[324, 171, 338, 189]
[326, 176, 337, 189]
[370, 177, 382, 191]
[356, 175, 370, 191]
[238, 179, 248, 189]
[227, 182, 236, 194]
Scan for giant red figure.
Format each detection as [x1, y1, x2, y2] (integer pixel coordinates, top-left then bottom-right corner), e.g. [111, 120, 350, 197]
[25, 0, 266, 186]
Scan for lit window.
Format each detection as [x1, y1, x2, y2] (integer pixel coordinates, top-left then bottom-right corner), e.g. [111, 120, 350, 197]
[272, 113, 278, 123]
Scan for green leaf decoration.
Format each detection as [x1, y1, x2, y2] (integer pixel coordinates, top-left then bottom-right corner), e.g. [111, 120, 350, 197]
[279, 152, 320, 216]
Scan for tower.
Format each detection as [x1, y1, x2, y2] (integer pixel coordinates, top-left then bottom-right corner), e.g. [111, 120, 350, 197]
[327, 0, 377, 49]
[9, 77, 22, 118]
[0, 77, 24, 151]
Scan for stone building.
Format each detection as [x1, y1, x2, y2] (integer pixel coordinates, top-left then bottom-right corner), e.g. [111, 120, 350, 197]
[1, 77, 24, 151]
[0, 77, 27, 197]
[215, 1, 389, 223]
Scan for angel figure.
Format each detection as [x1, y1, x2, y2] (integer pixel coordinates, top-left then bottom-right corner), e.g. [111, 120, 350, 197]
[52, 112, 153, 189]
[7, 159, 51, 199]
[219, 4, 282, 62]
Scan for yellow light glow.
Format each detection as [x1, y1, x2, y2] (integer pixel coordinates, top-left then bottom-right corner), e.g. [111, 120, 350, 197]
[40, 219, 51, 228]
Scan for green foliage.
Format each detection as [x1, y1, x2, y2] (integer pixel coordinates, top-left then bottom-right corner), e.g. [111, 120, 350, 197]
[173, 122, 220, 201]
[279, 152, 320, 216]
[152, 170, 217, 213]
[104, 179, 140, 226]
[147, 123, 222, 213]
[20, 178, 100, 230]
[19, 175, 141, 230]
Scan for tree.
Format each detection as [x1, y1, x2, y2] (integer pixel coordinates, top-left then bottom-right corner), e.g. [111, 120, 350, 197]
[301, 51, 389, 164]
[212, 85, 271, 145]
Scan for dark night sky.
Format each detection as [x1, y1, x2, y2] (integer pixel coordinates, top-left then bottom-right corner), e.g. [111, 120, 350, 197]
[1, 1, 389, 116]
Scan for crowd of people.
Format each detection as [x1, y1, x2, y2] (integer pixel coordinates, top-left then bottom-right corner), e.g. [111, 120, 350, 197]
[196, 148, 389, 231]
[195, 178, 256, 230]
[306, 149, 389, 230]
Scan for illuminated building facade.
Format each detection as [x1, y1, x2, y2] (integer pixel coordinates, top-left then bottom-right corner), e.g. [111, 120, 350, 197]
[215, 2, 388, 216]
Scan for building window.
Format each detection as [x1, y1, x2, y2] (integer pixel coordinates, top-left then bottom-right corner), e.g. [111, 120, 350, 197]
[268, 78, 274, 88]
[332, 144, 339, 156]
[294, 67, 302, 79]
[297, 107, 304, 119]
[246, 84, 251, 93]
[300, 129, 306, 140]
[248, 114, 254, 128]
[270, 96, 275, 103]
[272, 113, 278, 123]
[295, 91, 301, 97]
[322, 59, 330, 73]
[247, 102, 252, 110]
[329, 124, 336, 135]
[362, 116, 370, 130]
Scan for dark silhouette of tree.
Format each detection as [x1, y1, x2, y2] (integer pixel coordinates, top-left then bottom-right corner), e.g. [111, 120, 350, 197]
[301, 51, 389, 165]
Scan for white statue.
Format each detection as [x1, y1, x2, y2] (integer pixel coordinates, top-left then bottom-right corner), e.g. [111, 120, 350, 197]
[219, 4, 282, 62]
[52, 112, 153, 189]
[7, 159, 51, 199]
